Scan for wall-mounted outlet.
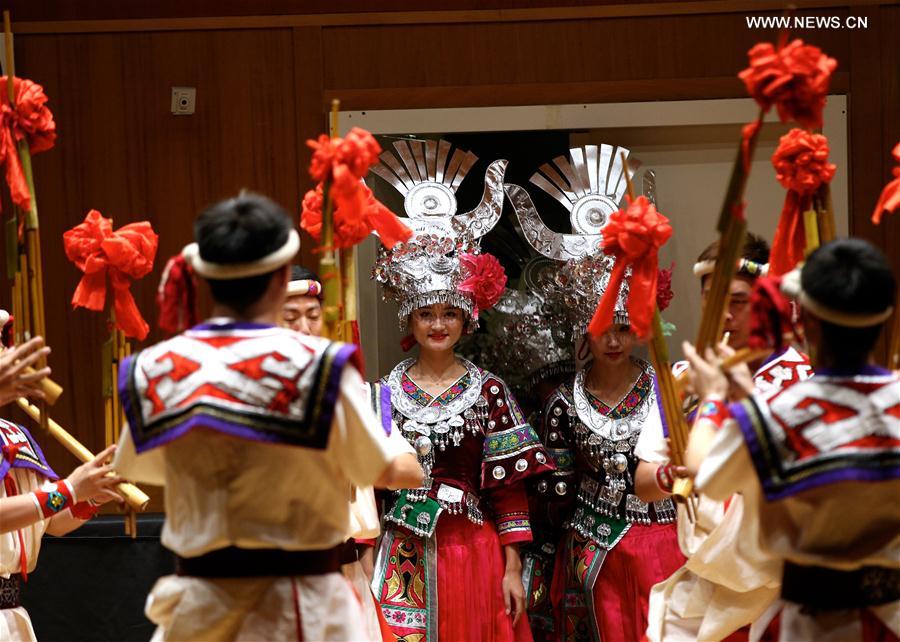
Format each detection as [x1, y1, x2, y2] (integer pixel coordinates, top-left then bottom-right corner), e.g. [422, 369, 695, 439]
[171, 87, 196, 115]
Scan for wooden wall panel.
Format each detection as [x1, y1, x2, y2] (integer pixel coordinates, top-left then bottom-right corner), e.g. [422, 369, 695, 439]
[2, 2, 897, 497]
[320, 12, 850, 90]
[5, 29, 300, 495]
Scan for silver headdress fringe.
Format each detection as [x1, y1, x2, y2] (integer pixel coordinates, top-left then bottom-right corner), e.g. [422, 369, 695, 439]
[368, 138, 508, 328]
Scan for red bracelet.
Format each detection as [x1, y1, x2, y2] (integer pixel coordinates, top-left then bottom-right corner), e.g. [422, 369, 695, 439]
[656, 463, 675, 493]
[31, 480, 75, 519]
[70, 500, 100, 521]
[697, 398, 731, 431]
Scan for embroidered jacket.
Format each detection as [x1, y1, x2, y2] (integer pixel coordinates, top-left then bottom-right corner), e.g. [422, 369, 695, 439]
[537, 359, 675, 549]
[119, 320, 361, 452]
[382, 358, 555, 546]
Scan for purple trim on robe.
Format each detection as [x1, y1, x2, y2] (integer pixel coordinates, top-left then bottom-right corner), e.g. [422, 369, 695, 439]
[0, 422, 58, 481]
[652, 374, 671, 438]
[190, 320, 275, 332]
[120, 339, 358, 453]
[814, 365, 892, 377]
[732, 395, 900, 501]
[379, 382, 393, 436]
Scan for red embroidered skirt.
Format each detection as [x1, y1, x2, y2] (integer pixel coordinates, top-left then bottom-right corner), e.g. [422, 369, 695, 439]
[552, 521, 685, 642]
[436, 514, 534, 642]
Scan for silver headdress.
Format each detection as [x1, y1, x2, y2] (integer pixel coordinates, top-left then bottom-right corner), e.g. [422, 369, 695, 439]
[370, 138, 508, 329]
[505, 144, 639, 335]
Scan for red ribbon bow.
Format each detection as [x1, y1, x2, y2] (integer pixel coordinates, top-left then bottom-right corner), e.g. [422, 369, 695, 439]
[589, 195, 672, 339]
[300, 127, 412, 250]
[872, 142, 900, 225]
[737, 40, 837, 174]
[769, 129, 836, 276]
[63, 210, 159, 340]
[0, 77, 56, 212]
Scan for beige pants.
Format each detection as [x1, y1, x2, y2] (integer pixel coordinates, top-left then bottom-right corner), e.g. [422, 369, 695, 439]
[147, 572, 373, 642]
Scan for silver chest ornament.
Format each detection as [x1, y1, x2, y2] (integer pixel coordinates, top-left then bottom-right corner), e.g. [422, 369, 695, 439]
[388, 357, 490, 489]
[569, 364, 654, 518]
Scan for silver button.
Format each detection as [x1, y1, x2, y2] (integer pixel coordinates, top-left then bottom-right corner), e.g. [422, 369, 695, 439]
[549, 432, 559, 441]
[536, 452, 547, 464]
[490, 385, 500, 394]
[501, 416, 509, 424]
[537, 480, 548, 493]
[549, 418, 558, 427]
[496, 398, 505, 407]
[553, 407, 562, 416]
[555, 482, 567, 495]
[488, 420, 496, 429]
[492, 465, 506, 480]
[515, 458, 528, 472]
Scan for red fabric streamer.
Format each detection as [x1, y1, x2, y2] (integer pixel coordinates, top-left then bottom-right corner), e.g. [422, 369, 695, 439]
[739, 39, 837, 130]
[458, 252, 507, 318]
[0, 77, 56, 212]
[748, 276, 802, 351]
[156, 254, 199, 335]
[589, 196, 672, 340]
[300, 127, 411, 250]
[400, 333, 418, 352]
[769, 129, 836, 276]
[63, 210, 159, 340]
[872, 142, 900, 225]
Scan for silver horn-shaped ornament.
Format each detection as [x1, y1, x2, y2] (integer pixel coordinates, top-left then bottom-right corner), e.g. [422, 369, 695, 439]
[369, 138, 507, 239]
[505, 144, 637, 260]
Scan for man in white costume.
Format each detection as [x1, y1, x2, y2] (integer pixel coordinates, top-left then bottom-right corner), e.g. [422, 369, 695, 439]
[683, 238, 900, 642]
[115, 193, 422, 641]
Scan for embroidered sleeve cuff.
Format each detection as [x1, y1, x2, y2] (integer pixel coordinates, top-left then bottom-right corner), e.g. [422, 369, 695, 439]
[696, 396, 731, 431]
[482, 424, 557, 489]
[496, 512, 533, 545]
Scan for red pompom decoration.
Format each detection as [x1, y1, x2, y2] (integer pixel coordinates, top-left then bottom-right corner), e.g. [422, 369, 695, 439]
[872, 142, 900, 225]
[0, 76, 57, 212]
[769, 129, 836, 276]
[300, 127, 412, 251]
[458, 252, 507, 317]
[589, 195, 672, 339]
[739, 39, 837, 130]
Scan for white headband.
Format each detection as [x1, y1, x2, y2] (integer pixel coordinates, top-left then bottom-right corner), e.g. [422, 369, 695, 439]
[183, 229, 300, 280]
[287, 279, 322, 297]
[693, 258, 769, 279]
[781, 268, 894, 328]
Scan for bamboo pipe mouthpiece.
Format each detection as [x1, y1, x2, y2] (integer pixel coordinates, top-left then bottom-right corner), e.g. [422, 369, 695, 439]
[30, 369, 63, 405]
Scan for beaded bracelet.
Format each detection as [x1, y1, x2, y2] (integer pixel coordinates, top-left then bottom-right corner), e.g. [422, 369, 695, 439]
[697, 397, 731, 431]
[31, 480, 75, 519]
[655, 463, 675, 493]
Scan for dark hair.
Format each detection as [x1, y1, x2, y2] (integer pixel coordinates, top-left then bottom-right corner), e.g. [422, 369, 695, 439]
[291, 265, 320, 283]
[802, 238, 896, 368]
[195, 193, 292, 311]
[697, 231, 770, 266]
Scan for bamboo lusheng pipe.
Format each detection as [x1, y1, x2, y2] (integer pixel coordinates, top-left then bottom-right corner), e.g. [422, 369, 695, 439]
[694, 108, 766, 354]
[617, 153, 694, 505]
[15, 398, 150, 512]
[319, 99, 343, 341]
[673, 346, 770, 395]
[5, 12, 50, 404]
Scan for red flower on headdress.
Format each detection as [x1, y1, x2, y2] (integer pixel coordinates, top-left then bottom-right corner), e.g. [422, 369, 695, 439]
[0, 77, 57, 212]
[458, 252, 507, 316]
[301, 127, 411, 250]
[872, 142, 900, 225]
[589, 196, 672, 339]
[769, 129, 836, 276]
[656, 262, 675, 312]
[739, 39, 837, 130]
[63, 210, 159, 340]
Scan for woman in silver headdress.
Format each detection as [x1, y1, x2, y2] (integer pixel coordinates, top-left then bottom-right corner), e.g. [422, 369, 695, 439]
[504, 145, 685, 641]
[368, 141, 554, 642]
